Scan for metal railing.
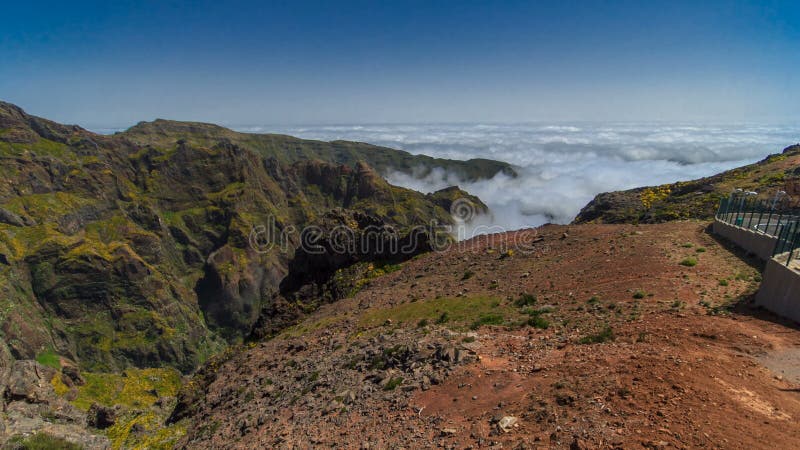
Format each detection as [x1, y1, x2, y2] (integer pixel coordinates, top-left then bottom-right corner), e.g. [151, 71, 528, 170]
[716, 193, 800, 267]
[773, 221, 800, 267]
[716, 195, 800, 237]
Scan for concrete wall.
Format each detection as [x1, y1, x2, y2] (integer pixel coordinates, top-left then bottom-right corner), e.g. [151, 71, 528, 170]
[712, 219, 777, 261]
[756, 255, 800, 323]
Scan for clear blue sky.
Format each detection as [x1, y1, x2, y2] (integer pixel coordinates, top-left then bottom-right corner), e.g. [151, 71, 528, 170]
[1, 0, 798, 127]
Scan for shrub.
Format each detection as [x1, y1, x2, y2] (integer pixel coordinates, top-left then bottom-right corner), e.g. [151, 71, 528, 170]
[514, 293, 537, 307]
[527, 315, 550, 329]
[382, 377, 404, 391]
[680, 257, 697, 267]
[579, 326, 615, 344]
[461, 270, 474, 280]
[719, 279, 729, 286]
[469, 313, 505, 330]
[696, 247, 706, 253]
[632, 290, 646, 299]
[6, 433, 82, 450]
[499, 249, 514, 259]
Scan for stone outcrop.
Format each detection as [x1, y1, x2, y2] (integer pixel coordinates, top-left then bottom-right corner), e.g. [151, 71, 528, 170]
[0, 360, 110, 449]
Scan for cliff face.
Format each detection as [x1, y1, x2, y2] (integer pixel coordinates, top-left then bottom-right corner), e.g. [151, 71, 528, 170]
[0, 102, 489, 374]
[573, 144, 800, 224]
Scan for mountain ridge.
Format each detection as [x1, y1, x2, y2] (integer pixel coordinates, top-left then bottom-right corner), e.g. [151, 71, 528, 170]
[573, 144, 800, 224]
[0, 100, 492, 375]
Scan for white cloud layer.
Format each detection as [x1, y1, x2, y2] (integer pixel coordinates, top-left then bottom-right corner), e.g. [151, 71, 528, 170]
[248, 123, 800, 232]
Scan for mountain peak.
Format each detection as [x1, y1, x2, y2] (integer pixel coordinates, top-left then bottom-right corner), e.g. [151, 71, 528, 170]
[0, 100, 85, 144]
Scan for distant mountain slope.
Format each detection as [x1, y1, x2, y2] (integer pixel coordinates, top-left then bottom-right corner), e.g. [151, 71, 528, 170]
[573, 144, 800, 224]
[0, 101, 488, 374]
[122, 119, 516, 182]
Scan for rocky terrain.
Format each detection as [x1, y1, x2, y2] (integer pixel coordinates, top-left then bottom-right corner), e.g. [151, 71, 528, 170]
[0, 102, 496, 448]
[171, 222, 800, 449]
[574, 144, 800, 224]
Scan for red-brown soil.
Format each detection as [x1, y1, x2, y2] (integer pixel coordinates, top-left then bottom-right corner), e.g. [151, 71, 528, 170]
[176, 221, 800, 449]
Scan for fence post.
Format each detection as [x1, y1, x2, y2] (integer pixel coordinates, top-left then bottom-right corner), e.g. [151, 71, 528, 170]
[785, 224, 800, 267]
[720, 196, 727, 221]
[756, 201, 765, 233]
[751, 198, 760, 229]
[745, 198, 752, 229]
[774, 224, 785, 256]
[765, 207, 774, 236]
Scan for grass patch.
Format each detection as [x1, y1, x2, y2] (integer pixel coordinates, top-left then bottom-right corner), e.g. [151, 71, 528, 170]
[280, 316, 341, 338]
[679, 257, 698, 267]
[579, 326, 615, 344]
[359, 296, 514, 330]
[469, 313, 506, 330]
[35, 348, 60, 369]
[6, 433, 81, 450]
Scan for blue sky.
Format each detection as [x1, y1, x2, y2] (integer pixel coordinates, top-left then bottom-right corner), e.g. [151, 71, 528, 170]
[1, 0, 798, 127]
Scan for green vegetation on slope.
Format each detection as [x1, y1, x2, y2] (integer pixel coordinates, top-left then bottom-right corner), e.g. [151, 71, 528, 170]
[122, 119, 516, 182]
[573, 145, 800, 224]
[0, 100, 493, 376]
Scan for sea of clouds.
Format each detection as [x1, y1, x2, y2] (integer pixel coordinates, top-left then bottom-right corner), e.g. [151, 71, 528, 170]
[250, 123, 799, 233]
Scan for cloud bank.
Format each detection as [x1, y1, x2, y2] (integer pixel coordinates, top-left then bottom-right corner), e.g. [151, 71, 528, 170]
[246, 123, 800, 233]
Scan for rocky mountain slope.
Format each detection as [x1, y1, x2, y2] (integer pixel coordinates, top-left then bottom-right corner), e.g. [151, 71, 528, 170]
[574, 144, 800, 224]
[170, 222, 800, 449]
[0, 101, 504, 447]
[0, 101, 499, 374]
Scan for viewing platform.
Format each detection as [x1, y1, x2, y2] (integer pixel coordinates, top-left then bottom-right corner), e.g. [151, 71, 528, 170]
[714, 193, 800, 322]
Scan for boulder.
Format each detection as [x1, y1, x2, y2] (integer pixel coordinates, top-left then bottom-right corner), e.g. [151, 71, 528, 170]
[0, 338, 12, 399]
[87, 403, 118, 429]
[0, 208, 35, 227]
[5, 360, 57, 404]
[61, 363, 85, 387]
[497, 416, 518, 433]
